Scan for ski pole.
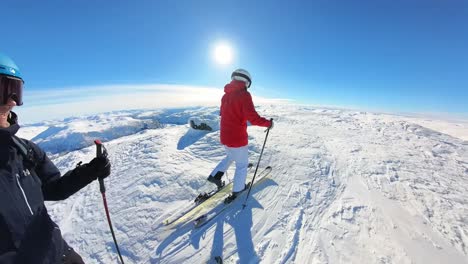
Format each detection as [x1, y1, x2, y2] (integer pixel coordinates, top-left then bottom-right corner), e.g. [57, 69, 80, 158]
[94, 140, 125, 264]
[242, 120, 272, 209]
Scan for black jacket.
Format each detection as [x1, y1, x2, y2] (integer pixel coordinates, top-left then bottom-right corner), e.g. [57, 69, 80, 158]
[0, 113, 94, 264]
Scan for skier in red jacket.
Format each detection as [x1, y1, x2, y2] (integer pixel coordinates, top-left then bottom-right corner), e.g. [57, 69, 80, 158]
[208, 69, 273, 204]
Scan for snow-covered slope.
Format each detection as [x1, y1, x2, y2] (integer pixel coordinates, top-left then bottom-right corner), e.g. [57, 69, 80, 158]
[17, 105, 468, 264]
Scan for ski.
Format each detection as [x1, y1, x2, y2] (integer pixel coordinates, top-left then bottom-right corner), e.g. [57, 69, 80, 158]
[194, 162, 253, 204]
[193, 166, 272, 229]
[193, 180, 254, 227]
[162, 163, 253, 226]
[164, 165, 270, 228]
[193, 182, 252, 227]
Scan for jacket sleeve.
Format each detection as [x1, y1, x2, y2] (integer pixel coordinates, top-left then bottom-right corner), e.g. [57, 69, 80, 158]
[242, 92, 271, 127]
[29, 142, 96, 201]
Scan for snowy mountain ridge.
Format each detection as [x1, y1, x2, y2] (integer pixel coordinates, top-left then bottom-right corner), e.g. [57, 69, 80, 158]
[17, 105, 468, 264]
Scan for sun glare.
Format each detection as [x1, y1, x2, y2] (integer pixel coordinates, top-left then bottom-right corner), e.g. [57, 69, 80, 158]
[213, 43, 233, 65]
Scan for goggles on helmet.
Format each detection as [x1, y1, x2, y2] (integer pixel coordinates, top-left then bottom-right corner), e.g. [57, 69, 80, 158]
[231, 71, 252, 88]
[0, 74, 23, 105]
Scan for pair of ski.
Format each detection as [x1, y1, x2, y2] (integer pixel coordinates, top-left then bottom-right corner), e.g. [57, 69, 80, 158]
[162, 163, 253, 226]
[162, 165, 272, 229]
[195, 162, 253, 205]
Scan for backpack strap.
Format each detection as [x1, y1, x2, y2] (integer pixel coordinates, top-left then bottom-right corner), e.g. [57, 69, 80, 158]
[11, 135, 37, 169]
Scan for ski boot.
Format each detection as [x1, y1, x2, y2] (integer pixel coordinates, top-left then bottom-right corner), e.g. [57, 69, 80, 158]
[224, 192, 238, 204]
[207, 171, 225, 190]
[224, 183, 250, 204]
[194, 193, 211, 204]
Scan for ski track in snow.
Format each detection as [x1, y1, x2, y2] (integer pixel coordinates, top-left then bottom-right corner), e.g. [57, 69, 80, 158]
[17, 105, 468, 264]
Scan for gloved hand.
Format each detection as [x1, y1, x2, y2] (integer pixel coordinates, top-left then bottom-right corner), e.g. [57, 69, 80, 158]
[268, 118, 274, 130]
[79, 156, 111, 180]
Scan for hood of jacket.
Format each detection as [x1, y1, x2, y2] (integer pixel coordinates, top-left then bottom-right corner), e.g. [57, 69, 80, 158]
[224, 80, 247, 94]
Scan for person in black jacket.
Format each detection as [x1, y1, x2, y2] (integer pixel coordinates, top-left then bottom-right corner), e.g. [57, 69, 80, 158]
[0, 53, 111, 264]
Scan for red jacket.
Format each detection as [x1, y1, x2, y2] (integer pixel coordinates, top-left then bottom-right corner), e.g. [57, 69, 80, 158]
[220, 80, 271, 147]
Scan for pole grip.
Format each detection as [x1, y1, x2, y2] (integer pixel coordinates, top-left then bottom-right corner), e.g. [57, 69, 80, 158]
[95, 140, 103, 157]
[94, 140, 106, 193]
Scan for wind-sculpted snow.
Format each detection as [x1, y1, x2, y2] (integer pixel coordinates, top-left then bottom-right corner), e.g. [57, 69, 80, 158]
[19, 105, 468, 263]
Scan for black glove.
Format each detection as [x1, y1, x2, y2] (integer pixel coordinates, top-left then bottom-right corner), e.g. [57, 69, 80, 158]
[43, 156, 111, 200]
[79, 156, 111, 181]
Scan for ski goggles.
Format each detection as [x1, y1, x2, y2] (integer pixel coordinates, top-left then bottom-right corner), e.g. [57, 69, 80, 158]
[0, 74, 23, 105]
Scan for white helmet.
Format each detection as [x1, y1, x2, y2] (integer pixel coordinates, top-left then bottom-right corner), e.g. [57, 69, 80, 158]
[231, 68, 252, 88]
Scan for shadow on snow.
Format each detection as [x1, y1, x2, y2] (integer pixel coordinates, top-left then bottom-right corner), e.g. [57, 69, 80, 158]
[153, 179, 278, 263]
[177, 128, 213, 150]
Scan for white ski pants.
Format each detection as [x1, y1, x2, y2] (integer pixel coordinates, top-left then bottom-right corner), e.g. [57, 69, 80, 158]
[210, 145, 249, 193]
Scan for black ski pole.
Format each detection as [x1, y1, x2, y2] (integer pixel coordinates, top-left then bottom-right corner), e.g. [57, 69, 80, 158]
[242, 120, 272, 209]
[94, 140, 125, 264]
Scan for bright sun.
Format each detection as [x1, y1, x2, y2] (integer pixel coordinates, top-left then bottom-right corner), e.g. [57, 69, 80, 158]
[213, 43, 233, 65]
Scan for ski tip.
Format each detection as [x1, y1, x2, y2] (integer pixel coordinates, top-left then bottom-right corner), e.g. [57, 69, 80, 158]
[266, 166, 272, 169]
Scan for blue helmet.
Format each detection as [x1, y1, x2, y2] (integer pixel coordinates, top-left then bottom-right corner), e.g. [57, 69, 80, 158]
[0, 53, 24, 105]
[0, 53, 23, 80]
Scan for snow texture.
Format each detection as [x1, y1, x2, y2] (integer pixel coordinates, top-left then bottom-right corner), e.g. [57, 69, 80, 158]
[16, 105, 468, 264]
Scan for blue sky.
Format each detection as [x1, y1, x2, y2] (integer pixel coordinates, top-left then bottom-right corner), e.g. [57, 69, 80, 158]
[2, 0, 468, 114]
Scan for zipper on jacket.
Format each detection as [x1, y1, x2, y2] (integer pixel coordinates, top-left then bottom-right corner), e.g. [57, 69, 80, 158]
[15, 173, 34, 215]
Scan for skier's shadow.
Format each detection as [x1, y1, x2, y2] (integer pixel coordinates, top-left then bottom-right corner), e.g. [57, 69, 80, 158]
[177, 128, 211, 150]
[154, 179, 277, 263]
[189, 180, 275, 263]
[207, 198, 263, 263]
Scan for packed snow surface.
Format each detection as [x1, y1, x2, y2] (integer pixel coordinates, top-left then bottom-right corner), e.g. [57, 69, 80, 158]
[17, 105, 468, 264]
